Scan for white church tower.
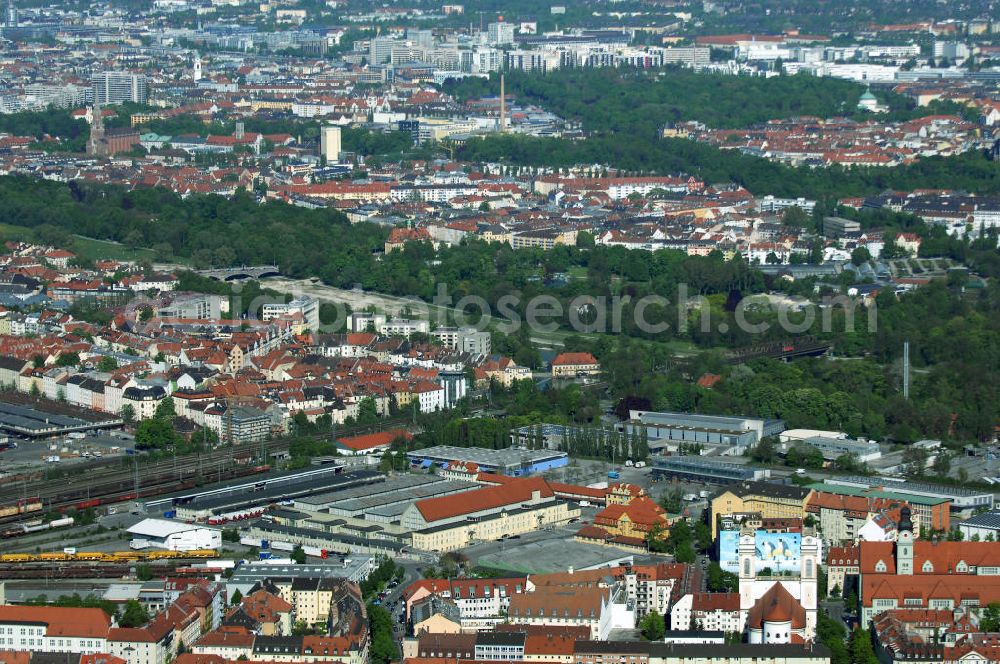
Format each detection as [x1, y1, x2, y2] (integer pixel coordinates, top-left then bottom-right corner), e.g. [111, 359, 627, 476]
[896, 506, 914, 576]
[738, 533, 757, 625]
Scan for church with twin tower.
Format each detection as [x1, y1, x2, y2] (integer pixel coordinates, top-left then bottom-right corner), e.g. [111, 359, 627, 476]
[738, 531, 820, 644]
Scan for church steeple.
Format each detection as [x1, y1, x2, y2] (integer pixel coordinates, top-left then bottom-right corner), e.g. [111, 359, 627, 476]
[86, 103, 105, 156]
[897, 506, 914, 576]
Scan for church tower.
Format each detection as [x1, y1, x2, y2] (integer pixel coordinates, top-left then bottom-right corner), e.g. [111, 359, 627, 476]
[738, 533, 757, 623]
[897, 506, 914, 576]
[86, 103, 105, 156]
[799, 534, 818, 636]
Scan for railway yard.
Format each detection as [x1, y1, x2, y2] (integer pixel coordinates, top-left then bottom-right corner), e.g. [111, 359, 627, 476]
[0, 394, 719, 596]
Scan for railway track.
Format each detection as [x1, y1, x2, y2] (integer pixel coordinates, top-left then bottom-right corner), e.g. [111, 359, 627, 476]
[0, 561, 185, 579]
[0, 462, 270, 526]
[0, 417, 422, 523]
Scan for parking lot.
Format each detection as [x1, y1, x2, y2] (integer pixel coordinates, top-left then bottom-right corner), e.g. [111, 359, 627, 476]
[0, 431, 134, 474]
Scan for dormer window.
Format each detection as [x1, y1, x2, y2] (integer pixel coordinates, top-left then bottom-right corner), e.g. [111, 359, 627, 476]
[957, 561, 968, 573]
[922, 561, 934, 573]
[875, 560, 887, 573]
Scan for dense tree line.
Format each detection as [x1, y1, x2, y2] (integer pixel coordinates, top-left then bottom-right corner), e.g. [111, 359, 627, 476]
[459, 133, 1000, 204]
[447, 69, 911, 131]
[588, 277, 1000, 443]
[0, 107, 89, 151]
[446, 69, 1000, 204]
[3, 174, 998, 443]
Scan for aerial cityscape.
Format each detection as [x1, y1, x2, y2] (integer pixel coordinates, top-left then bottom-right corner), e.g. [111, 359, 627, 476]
[0, 0, 999, 663]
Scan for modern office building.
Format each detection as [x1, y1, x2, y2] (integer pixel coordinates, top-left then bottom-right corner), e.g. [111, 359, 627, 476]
[487, 21, 515, 45]
[651, 456, 769, 485]
[262, 296, 320, 332]
[406, 445, 568, 476]
[92, 71, 149, 104]
[822, 216, 861, 238]
[158, 294, 224, 320]
[431, 327, 492, 356]
[369, 36, 396, 64]
[320, 126, 342, 163]
[622, 410, 784, 452]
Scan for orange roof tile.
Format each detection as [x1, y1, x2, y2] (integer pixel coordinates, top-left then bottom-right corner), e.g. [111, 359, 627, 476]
[0, 606, 111, 638]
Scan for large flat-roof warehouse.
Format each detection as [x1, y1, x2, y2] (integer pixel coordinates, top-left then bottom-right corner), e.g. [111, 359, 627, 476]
[0, 400, 122, 438]
[622, 410, 785, 452]
[292, 474, 482, 525]
[406, 445, 568, 476]
[160, 468, 382, 521]
[127, 518, 221, 551]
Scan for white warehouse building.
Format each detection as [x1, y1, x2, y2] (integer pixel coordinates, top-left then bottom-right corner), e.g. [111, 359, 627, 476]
[127, 518, 222, 551]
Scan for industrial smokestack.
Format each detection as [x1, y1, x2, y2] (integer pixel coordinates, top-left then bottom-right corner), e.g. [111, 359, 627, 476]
[903, 340, 910, 400]
[499, 74, 506, 133]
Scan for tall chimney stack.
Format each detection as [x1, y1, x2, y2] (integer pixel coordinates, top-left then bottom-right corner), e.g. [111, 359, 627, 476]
[499, 74, 506, 133]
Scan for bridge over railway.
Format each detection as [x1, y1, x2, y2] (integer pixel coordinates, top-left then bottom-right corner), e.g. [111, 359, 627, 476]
[196, 265, 281, 281]
[727, 336, 831, 364]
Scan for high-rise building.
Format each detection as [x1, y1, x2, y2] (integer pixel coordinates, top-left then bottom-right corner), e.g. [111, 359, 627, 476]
[5, 0, 17, 28]
[487, 21, 515, 46]
[369, 36, 396, 64]
[320, 126, 341, 163]
[407, 28, 434, 49]
[92, 71, 149, 104]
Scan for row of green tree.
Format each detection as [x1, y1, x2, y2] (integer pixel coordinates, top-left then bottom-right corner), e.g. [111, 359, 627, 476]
[445, 69, 915, 131]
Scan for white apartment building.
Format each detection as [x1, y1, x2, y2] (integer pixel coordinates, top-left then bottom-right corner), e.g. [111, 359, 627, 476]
[262, 296, 320, 332]
[378, 318, 430, 337]
[0, 606, 110, 655]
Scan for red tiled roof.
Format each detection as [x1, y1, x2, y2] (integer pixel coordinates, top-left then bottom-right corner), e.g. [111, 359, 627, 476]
[415, 476, 553, 523]
[336, 429, 412, 451]
[747, 584, 806, 630]
[0, 606, 111, 638]
[691, 592, 740, 612]
[551, 352, 598, 367]
[860, 541, 1000, 575]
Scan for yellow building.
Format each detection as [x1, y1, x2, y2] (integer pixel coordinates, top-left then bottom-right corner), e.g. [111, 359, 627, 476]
[710, 482, 814, 539]
[605, 483, 647, 506]
[413, 612, 461, 636]
[405, 477, 581, 552]
[479, 224, 511, 245]
[411, 500, 579, 553]
[550, 352, 600, 378]
[510, 228, 577, 250]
